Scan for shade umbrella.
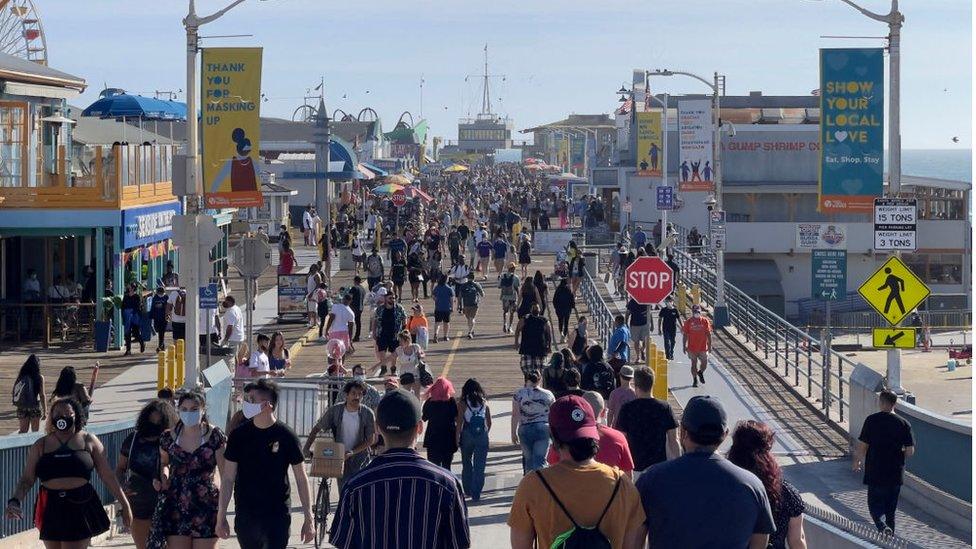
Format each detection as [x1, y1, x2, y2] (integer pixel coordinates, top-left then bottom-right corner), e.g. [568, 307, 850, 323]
[82, 89, 187, 142]
[443, 164, 469, 173]
[384, 174, 412, 186]
[404, 185, 433, 202]
[371, 183, 405, 195]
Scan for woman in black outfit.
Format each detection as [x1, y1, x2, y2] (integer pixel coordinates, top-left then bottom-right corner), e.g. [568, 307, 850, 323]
[551, 277, 576, 343]
[407, 251, 425, 301]
[5, 398, 132, 546]
[422, 377, 459, 469]
[532, 271, 549, 317]
[516, 278, 542, 319]
[728, 420, 807, 549]
[390, 250, 407, 301]
[116, 399, 178, 549]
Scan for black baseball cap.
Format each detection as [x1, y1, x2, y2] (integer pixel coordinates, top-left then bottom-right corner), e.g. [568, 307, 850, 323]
[376, 389, 422, 432]
[681, 395, 728, 437]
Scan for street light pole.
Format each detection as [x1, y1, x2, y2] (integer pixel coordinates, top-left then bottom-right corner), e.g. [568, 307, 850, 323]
[838, 0, 905, 392]
[181, 0, 248, 389]
[644, 90, 670, 258]
[648, 69, 728, 326]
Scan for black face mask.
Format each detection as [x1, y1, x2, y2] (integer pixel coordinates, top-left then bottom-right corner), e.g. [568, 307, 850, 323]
[53, 416, 74, 432]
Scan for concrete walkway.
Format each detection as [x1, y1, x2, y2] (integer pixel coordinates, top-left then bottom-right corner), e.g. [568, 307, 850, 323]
[600, 276, 970, 548]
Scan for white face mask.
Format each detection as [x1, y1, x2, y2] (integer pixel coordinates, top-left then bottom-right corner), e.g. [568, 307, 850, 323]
[180, 410, 202, 426]
[242, 401, 264, 419]
[692, 312, 701, 318]
[353, 374, 366, 382]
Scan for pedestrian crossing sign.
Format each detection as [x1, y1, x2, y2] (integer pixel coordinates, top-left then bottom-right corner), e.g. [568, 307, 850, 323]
[872, 327, 917, 349]
[858, 256, 930, 326]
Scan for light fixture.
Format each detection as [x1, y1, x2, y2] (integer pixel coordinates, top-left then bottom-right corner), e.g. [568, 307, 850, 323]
[617, 86, 628, 94]
[618, 95, 627, 103]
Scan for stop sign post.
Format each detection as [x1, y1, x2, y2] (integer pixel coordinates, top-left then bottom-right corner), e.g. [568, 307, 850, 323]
[391, 191, 407, 208]
[625, 256, 674, 304]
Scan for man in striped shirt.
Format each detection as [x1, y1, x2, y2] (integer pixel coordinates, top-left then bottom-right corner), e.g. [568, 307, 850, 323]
[329, 389, 471, 549]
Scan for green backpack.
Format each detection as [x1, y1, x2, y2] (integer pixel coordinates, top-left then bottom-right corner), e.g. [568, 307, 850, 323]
[534, 470, 621, 549]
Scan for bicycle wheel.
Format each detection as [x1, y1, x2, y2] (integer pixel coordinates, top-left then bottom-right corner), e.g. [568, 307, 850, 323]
[313, 478, 331, 549]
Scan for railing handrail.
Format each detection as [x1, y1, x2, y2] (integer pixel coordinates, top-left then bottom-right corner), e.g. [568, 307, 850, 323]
[670, 239, 852, 422]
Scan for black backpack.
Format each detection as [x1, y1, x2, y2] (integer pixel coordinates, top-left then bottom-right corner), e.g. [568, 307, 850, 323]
[535, 470, 621, 549]
[12, 376, 36, 408]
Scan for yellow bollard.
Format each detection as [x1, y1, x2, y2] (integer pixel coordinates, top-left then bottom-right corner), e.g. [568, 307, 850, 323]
[677, 283, 688, 315]
[157, 351, 167, 391]
[175, 339, 186, 386]
[645, 336, 654, 370]
[653, 351, 669, 400]
[691, 283, 701, 306]
[165, 347, 176, 390]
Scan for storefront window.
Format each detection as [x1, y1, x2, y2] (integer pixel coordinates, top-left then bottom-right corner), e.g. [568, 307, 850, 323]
[0, 102, 27, 187]
[902, 253, 963, 285]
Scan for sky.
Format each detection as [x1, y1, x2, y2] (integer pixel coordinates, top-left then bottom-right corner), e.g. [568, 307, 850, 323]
[38, 0, 972, 149]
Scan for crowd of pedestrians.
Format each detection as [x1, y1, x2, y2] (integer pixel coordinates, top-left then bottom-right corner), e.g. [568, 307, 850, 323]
[4, 162, 918, 549]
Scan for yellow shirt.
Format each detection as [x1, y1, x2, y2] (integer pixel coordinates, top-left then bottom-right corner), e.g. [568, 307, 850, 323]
[508, 460, 645, 548]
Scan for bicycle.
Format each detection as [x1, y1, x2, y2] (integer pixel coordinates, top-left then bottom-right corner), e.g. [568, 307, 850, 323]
[312, 473, 332, 549]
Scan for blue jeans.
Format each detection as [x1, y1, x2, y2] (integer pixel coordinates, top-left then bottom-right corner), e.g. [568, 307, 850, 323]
[518, 422, 550, 473]
[460, 425, 489, 500]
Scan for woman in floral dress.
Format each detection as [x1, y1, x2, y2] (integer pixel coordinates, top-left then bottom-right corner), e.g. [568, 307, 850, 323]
[155, 389, 226, 548]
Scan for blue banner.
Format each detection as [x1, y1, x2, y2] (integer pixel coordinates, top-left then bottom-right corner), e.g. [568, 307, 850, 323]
[819, 48, 884, 213]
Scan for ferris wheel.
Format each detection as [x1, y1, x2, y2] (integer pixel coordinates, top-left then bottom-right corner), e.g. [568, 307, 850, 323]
[0, 0, 47, 65]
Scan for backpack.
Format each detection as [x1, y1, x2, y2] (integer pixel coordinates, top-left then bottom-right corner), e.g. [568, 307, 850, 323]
[459, 282, 482, 307]
[465, 404, 487, 436]
[174, 291, 186, 317]
[534, 470, 621, 549]
[12, 376, 36, 408]
[366, 255, 383, 277]
[587, 363, 616, 398]
[499, 274, 517, 299]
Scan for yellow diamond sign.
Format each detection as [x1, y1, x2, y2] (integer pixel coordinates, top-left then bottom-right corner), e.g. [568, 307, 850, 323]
[858, 256, 930, 326]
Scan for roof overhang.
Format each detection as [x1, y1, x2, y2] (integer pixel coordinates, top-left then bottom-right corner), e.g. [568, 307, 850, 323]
[5, 81, 82, 99]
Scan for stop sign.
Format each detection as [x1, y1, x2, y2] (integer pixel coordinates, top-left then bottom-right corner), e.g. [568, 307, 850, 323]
[625, 256, 674, 304]
[391, 191, 407, 208]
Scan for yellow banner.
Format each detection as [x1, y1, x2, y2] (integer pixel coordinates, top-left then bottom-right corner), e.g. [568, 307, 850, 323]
[636, 111, 662, 177]
[557, 135, 569, 170]
[202, 47, 263, 208]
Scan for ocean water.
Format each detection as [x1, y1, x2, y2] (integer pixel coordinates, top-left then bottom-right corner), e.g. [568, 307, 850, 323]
[899, 149, 972, 182]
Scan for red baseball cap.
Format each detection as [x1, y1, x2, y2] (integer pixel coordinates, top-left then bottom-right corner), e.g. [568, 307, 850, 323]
[549, 395, 599, 442]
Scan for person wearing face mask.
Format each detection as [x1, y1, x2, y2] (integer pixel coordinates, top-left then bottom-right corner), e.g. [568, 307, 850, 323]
[156, 390, 227, 547]
[351, 364, 382, 410]
[658, 298, 681, 360]
[682, 305, 713, 388]
[303, 380, 376, 490]
[218, 378, 316, 547]
[372, 292, 406, 376]
[149, 285, 170, 352]
[116, 400, 178, 549]
[5, 398, 133, 546]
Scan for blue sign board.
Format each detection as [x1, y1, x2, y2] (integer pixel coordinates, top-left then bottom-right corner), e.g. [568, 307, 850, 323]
[199, 283, 219, 309]
[656, 186, 674, 210]
[812, 249, 847, 301]
[819, 48, 884, 213]
[281, 171, 329, 180]
[120, 201, 182, 249]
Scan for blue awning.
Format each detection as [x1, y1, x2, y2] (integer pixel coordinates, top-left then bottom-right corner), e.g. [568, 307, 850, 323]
[326, 137, 359, 180]
[361, 162, 388, 177]
[82, 90, 187, 121]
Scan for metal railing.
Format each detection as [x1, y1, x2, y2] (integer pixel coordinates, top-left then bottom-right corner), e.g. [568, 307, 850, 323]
[578, 263, 617, 348]
[0, 419, 135, 539]
[670, 245, 853, 424]
[230, 376, 386, 438]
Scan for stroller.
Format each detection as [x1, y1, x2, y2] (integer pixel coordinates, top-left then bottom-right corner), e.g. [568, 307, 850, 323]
[552, 250, 569, 280]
